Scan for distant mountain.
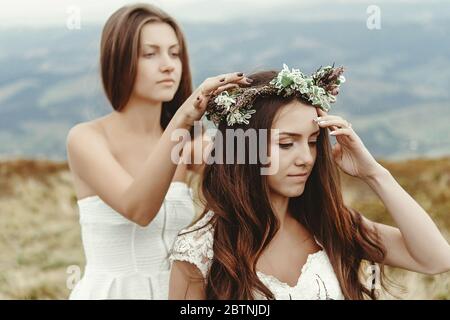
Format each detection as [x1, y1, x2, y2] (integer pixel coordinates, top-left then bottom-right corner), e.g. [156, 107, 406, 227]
[0, 18, 449, 160]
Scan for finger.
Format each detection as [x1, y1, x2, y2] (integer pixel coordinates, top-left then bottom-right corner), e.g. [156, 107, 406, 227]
[317, 118, 351, 129]
[200, 72, 246, 95]
[314, 114, 350, 132]
[193, 95, 204, 109]
[314, 114, 345, 122]
[213, 83, 239, 95]
[329, 128, 355, 140]
[197, 94, 211, 111]
[315, 109, 341, 131]
[235, 77, 254, 85]
[316, 108, 328, 118]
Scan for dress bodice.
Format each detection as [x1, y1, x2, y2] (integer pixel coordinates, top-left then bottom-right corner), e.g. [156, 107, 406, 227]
[170, 210, 345, 300]
[69, 181, 196, 299]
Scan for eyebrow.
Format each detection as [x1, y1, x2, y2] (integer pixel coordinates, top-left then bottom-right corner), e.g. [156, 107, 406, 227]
[278, 129, 320, 138]
[144, 44, 180, 49]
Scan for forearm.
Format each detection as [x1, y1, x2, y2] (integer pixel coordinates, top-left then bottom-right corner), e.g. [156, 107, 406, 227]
[364, 167, 450, 271]
[123, 117, 192, 225]
[186, 126, 212, 173]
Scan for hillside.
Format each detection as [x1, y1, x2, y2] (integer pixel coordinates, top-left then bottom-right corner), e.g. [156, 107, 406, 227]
[0, 157, 449, 299]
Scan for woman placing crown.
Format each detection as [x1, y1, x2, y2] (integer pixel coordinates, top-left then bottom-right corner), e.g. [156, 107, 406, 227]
[168, 64, 450, 300]
[66, 3, 252, 299]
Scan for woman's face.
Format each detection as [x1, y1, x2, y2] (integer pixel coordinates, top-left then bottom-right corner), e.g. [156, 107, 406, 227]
[266, 100, 320, 199]
[133, 22, 182, 103]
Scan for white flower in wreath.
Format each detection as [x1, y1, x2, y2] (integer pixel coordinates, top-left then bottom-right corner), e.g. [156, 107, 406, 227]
[226, 108, 256, 126]
[214, 91, 236, 112]
[308, 85, 331, 111]
[270, 64, 310, 96]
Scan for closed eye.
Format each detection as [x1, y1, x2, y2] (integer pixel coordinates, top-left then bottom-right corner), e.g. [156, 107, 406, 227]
[280, 141, 317, 149]
[144, 52, 179, 58]
[279, 143, 293, 149]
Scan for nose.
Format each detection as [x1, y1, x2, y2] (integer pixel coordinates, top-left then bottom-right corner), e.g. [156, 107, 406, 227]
[159, 53, 176, 73]
[294, 142, 314, 167]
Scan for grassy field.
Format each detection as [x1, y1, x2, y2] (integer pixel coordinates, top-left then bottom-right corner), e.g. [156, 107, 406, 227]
[0, 158, 449, 299]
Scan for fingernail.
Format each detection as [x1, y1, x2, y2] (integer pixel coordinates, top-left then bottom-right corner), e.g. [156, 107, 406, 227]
[330, 131, 337, 135]
[237, 72, 244, 77]
[313, 117, 321, 122]
[246, 78, 253, 83]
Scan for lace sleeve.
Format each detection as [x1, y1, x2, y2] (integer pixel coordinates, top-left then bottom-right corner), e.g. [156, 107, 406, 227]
[169, 211, 214, 279]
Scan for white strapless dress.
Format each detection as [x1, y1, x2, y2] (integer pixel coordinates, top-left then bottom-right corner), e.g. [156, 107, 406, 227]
[69, 182, 196, 300]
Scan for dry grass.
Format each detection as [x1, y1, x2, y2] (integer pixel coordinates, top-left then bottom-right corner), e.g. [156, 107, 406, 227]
[0, 159, 82, 299]
[0, 158, 448, 299]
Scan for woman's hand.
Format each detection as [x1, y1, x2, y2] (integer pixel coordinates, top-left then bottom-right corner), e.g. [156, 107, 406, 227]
[174, 72, 252, 128]
[315, 108, 386, 180]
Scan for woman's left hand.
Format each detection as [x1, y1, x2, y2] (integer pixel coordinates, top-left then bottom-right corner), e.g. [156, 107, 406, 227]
[315, 108, 386, 180]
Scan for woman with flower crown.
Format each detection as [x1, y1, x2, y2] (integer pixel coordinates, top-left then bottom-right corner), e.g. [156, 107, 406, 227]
[168, 64, 450, 300]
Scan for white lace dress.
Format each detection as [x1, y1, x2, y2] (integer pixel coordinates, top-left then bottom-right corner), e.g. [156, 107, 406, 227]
[69, 182, 196, 300]
[169, 210, 345, 300]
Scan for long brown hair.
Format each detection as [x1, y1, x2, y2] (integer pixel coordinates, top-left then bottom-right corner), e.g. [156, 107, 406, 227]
[100, 3, 192, 129]
[197, 71, 392, 299]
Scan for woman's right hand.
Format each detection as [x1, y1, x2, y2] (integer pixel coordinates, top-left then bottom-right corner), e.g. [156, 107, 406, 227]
[174, 72, 253, 128]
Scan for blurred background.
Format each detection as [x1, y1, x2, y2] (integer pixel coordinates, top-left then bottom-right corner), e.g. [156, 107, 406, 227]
[0, 0, 449, 299]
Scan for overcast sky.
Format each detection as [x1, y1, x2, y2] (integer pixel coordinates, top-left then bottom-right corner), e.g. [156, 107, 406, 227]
[0, 0, 445, 29]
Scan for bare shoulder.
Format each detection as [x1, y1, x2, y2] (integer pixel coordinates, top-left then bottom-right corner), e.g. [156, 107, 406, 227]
[65, 115, 114, 177]
[66, 116, 109, 147]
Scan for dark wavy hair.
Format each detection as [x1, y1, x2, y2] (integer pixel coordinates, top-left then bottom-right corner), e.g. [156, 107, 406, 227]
[188, 70, 394, 300]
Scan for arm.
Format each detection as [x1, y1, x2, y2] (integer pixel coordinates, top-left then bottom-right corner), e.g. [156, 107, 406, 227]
[67, 73, 248, 226]
[184, 123, 211, 174]
[169, 261, 206, 299]
[362, 168, 450, 275]
[66, 118, 190, 227]
[315, 110, 450, 275]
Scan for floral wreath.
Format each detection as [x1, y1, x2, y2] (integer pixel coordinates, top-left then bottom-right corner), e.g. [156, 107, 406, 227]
[205, 64, 345, 126]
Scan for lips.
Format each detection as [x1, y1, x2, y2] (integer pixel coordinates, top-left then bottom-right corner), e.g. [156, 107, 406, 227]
[287, 172, 309, 182]
[288, 172, 309, 177]
[158, 79, 175, 83]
